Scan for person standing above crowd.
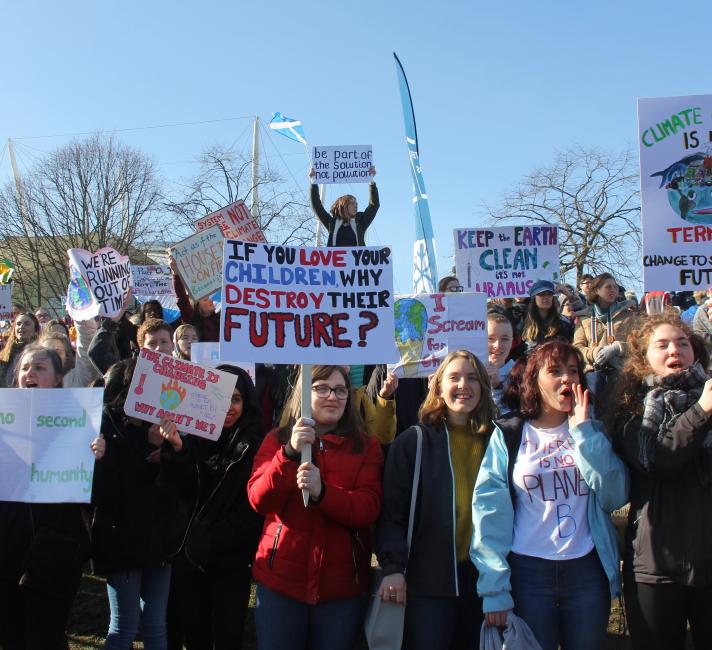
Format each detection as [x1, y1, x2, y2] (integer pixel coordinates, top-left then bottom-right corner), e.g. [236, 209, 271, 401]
[573, 272, 638, 406]
[248, 365, 383, 650]
[606, 313, 712, 649]
[521, 280, 574, 350]
[472, 341, 628, 650]
[308, 167, 379, 247]
[0, 312, 40, 387]
[377, 350, 495, 649]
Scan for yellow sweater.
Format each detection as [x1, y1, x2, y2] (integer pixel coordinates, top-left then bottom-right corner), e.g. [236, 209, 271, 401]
[448, 422, 488, 561]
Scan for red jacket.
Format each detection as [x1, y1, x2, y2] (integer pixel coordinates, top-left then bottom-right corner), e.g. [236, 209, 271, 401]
[248, 429, 383, 604]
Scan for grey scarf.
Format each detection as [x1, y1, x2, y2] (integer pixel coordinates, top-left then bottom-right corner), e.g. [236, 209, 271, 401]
[639, 362, 710, 478]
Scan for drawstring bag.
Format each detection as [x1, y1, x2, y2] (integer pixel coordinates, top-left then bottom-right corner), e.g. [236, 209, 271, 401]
[479, 612, 543, 650]
[364, 426, 422, 650]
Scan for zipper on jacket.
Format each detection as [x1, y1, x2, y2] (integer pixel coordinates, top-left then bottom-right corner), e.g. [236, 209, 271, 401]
[443, 424, 460, 597]
[350, 530, 364, 584]
[269, 523, 283, 569]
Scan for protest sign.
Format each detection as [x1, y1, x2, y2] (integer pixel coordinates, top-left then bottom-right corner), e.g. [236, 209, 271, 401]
[66, 247, 133, 321]
[131, 265, 175, 297]
[387, 292, 487, 378]
[0, 388, 103, 503]
[220, 241, 399, 365]
[171, 226, 224, 300]
[124, 348, 237, 440]
[190, 342, 255, 378]
[0, 284, 12, 321]
[638, 95, 712, 291]
[195, 200, 266, 244]
[311, 145, 373, 184]
[453, 226, 560, 298]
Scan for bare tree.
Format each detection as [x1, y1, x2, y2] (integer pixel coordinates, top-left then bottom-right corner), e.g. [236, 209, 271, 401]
[164, 146, 315, 245]
[483, 146, 641, 286]
[0, 133, 165, 309]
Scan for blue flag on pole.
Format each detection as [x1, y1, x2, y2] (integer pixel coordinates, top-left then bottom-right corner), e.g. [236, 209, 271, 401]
[268, 112, 307, 146]
[393, 53, 438, 294]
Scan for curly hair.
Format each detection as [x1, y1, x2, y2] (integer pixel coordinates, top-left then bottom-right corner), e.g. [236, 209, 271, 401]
[137, 318, 173, 348]
[418, 350, 495, 434]
[609, 311, 709, 415]
[519, 341, 587, 419]
[330, 194, 357, 223]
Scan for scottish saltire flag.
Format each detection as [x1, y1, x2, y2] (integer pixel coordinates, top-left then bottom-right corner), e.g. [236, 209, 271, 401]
[269, 112, 307, 146]
[393, 54, 438, 294]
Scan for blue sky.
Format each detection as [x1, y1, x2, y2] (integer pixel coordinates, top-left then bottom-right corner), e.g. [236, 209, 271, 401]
[3, 0, 711, 296]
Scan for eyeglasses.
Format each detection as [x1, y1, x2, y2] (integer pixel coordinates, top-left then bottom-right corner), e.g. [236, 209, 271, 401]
[312, 385, 349, 400]
[449, 285, 464, 293]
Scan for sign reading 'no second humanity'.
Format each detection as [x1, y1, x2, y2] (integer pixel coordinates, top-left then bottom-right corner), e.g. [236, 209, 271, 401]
[220, 241, 398, 365]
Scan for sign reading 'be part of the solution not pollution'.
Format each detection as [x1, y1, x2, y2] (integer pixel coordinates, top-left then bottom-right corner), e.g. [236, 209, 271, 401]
[124, 348, 237, 440]
[312, 145, 373, 184]
[0, 388, 104, 504]
[220, 241, 399, 365]
[638, 94, 712, 291]
[453, 226, 560, 298]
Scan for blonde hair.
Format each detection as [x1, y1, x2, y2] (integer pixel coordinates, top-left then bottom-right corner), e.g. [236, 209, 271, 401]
[418, 350, 495, 434]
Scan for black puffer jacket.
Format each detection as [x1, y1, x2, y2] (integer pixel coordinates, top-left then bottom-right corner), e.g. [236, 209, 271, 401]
[612, 389, 712, 585]
[91, 407, 192, 572]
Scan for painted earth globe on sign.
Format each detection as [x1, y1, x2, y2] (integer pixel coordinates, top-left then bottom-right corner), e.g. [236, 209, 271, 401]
[652, 152, 712, 224]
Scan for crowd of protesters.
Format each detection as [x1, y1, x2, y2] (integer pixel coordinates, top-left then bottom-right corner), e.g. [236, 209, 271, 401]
[2, 229, 712, 650]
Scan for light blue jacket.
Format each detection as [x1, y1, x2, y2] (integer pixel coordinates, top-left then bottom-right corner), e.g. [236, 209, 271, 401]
[470, 417, 629, 613]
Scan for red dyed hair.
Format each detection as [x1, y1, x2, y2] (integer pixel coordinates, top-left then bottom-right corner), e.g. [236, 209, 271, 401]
[519, 341, 586, 419]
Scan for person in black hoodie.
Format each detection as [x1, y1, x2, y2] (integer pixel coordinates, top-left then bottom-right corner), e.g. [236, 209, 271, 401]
[91, 358, 191, 650]
[162, 365, 264, 650]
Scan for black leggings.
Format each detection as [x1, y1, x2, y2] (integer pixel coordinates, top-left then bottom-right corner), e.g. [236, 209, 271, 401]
[625, 577, 712, 649]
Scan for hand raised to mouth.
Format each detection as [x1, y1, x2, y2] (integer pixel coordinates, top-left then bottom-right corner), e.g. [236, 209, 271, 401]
[568, 383, 590, 428]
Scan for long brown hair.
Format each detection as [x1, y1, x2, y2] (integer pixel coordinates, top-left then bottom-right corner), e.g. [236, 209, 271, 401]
[418, 350, 495, 434]
[521, 296, 563, 342]
[0, 312, 40, 363]
[330, 194, 356, 223]
[279, 365, 365, 453]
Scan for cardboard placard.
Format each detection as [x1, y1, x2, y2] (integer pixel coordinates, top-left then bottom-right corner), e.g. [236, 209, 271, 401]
[311, 145, 373, 184]
[124, 348, 237, 440]
[638, 95, 712, 290]
[66, 247, 133, 321]
[387, 292, 488, 378]
[195, 200, 266, 244]
[454, 226, 560, 298]
[220, 241, 399, 365]
[131, 265, 175, 297]
[0, 388, 103, 503]
[171, 226, 224, 300]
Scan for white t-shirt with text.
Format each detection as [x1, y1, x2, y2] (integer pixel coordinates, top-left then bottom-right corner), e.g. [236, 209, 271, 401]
[511, 420, 593, 560]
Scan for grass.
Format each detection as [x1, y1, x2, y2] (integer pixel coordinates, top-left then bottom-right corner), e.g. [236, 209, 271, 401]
[68, 574, 646, 650]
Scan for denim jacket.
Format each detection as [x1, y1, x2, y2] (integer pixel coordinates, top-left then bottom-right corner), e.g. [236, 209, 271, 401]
[470, 414, 629, 613]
